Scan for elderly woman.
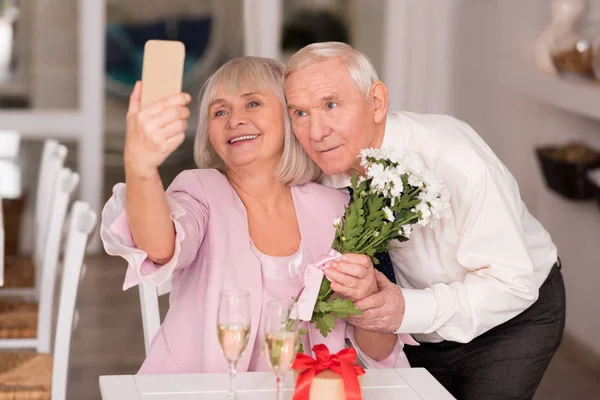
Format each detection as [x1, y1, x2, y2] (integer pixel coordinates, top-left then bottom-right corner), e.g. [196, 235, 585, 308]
[101, 57, 409, 374]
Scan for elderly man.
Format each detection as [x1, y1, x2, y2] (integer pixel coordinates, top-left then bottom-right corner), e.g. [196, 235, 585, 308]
[284, 42, 565, 400]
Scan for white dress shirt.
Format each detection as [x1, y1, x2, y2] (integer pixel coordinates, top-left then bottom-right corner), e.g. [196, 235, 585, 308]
[322, 112, 557, 344]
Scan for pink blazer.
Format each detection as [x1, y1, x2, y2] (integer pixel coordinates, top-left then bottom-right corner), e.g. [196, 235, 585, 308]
[101, 169, 409, 374]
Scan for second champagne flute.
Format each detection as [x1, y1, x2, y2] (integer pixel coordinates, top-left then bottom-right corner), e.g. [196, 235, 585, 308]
[264, 299, 300, 400]
[217, 290, 251, 400]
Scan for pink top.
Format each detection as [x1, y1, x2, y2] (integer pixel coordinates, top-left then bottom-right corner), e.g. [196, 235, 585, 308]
[247, 241, 303, 371]
[100, 169, 412, 374]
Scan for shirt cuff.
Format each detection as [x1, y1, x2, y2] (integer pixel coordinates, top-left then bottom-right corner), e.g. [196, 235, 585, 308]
[346, 325, 410, 369]
[394, 288, 437, 334]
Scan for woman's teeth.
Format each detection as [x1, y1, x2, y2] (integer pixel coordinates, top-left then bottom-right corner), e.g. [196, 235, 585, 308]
[229, 134, 259, 144]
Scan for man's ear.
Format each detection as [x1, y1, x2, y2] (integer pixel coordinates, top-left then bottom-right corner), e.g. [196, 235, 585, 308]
[371, 81, 388, 124]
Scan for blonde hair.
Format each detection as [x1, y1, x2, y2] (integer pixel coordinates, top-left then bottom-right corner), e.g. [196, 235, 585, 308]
[194, 56, 322, 185]
[284, 42, 379, 98]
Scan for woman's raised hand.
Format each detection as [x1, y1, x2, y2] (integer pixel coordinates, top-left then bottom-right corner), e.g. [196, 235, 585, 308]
[124, 81, 192, 179]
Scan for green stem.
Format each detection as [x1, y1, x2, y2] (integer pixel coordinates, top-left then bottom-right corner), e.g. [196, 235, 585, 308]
[353, 229, 378, 252]
[353, 215, 419, 254]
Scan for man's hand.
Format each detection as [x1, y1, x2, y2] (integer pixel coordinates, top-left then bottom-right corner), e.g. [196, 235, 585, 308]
[324, 254, 378, 302]
[348, 270, 406, 333]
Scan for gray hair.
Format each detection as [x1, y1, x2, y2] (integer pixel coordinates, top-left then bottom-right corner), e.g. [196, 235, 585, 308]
[194, 56, 322, 185]
[284, 42, 379, 98]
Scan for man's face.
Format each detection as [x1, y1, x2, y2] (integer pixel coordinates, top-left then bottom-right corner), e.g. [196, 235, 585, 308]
[285, 58, 377, 175]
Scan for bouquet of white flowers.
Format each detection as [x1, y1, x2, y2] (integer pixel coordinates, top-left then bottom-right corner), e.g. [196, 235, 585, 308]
[294, 147, 451, 337]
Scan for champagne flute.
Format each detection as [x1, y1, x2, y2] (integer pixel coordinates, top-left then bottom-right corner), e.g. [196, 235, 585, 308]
[217, 290, 251, 400]
[264, 299, 300, 400]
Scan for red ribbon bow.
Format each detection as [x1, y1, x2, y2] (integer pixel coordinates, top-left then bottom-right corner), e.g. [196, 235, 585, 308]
[292, 344, 366, 400]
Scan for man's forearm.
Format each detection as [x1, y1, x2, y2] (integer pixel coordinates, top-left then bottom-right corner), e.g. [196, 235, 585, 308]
[353, 327, 397, 361]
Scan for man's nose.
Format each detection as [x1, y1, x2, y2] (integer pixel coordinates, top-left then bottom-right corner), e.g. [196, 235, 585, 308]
[309, 114, 331, 141]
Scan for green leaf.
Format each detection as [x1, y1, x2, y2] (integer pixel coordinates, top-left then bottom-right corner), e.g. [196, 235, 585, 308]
[313, 313, 334, 337]
[296, 328, 308, 353]
[320, 314, 337, 336]
[406, 198, 421, 208]
[318, 278, 332, 300]
[314, 300, 332, 313]
[329, 297, 363, 318]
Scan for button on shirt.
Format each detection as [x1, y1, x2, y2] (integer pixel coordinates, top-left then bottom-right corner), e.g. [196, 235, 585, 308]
[321, 112, 557, 344]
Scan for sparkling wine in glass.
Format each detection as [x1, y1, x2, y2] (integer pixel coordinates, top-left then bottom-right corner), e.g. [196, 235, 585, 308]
[218, 290, 251, 400]
[264, 300, 300, 400]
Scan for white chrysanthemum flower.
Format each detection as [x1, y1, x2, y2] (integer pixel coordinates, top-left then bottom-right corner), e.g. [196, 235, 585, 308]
[390, 185, 402, 198]
[429, 199, 443, 220]
[421, 169, 437, 187]
[418, 189, 438, 204]
[381, 147, 403, 164]
[333, 217, 341, 228]
[394, 164, 407, 176]
[367, 163, 388, 192]
[408, 174, 423, 188]
[440, 187, 451, 203]
[415, 202, 432, 227]
[402, 224, 412, 238]
[382, 167, 404, 197]
[435, 188, 452, 219]
[359, 148, 377, 167]
[383, 207, 395, 222]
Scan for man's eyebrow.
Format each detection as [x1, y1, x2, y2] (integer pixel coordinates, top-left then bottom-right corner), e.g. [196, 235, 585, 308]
[287, 94, 340, 110]
[322, 94, 340, 103]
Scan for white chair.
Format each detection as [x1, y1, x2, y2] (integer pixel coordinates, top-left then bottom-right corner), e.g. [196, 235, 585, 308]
[2, 139, 68, 292]
[139, 268, 172, 354]
[139, 283, 162, 355]
[51, 201, 97, 399]
[0, 167, 79, 350]
[34, 140, 69, 276]
[0, 201, 96, 399]
[0, 130, 20, 159]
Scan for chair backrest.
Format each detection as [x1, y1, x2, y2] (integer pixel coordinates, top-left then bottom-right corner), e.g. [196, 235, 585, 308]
[139, 283, 161, 355]
[36, 167, 80, 353]
[50, 201, 96, 400]
[139, 274, 173, 355]
[34, 140, 68, 267]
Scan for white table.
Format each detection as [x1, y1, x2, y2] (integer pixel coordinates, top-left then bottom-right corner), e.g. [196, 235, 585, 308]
[99, 368, 455, 399]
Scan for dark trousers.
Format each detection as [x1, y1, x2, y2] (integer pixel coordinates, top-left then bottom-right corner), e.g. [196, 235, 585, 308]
[404, 262, 566, 400]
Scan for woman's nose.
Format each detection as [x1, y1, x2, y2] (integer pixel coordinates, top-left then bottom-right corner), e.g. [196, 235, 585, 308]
[226, 109, 248, 129]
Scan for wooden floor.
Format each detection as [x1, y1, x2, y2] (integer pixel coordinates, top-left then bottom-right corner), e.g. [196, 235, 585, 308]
[68, 255, 600, 399]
